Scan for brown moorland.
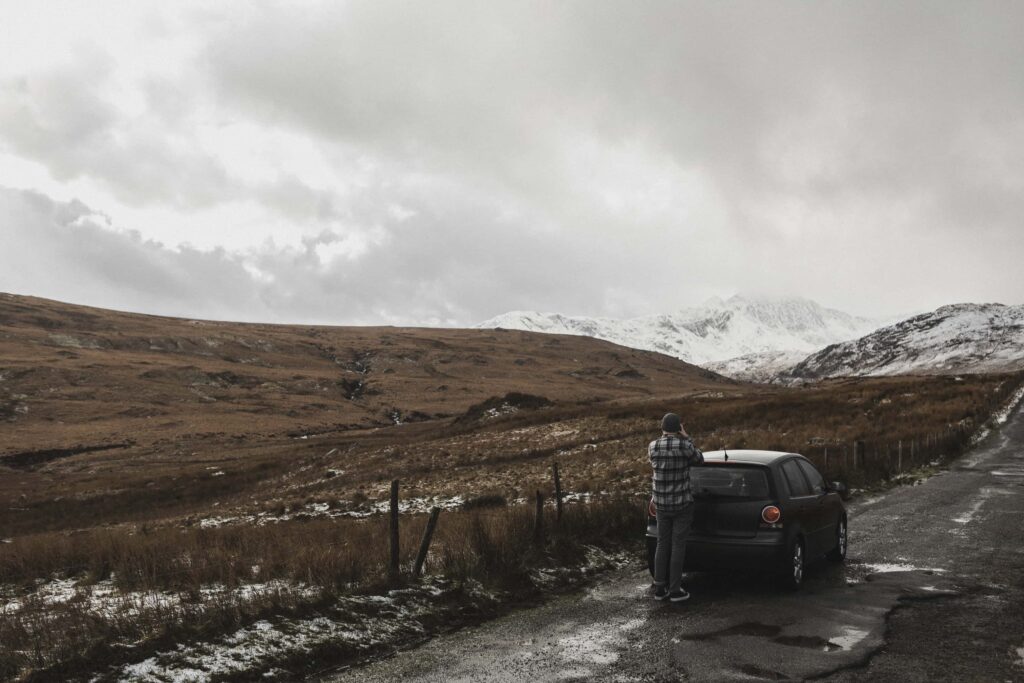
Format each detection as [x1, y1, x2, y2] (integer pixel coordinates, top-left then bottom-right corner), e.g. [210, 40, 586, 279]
[1, 293, 1022, 681]
[0, 292, 733, 534]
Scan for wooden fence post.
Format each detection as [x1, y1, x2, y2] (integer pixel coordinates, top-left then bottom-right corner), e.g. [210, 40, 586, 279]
[533, 491, 545, 543]
[389, 479, 400, 580]
[552, 462, 564, 521]
[898, 440, 902, 473]
[824, 447, 829, 475]
[412, 507, 441, 578]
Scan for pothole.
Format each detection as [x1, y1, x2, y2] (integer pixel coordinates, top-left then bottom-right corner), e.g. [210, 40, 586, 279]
[774, 634, 842, 652]
[683, 622, 782, 641]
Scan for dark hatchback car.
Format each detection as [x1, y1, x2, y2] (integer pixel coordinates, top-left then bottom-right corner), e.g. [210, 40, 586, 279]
[646, 450, 847, 589]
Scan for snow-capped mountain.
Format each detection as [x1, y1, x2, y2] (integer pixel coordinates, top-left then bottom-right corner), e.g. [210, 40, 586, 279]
[785, 303, 1024, 379]
[705, 350, 812, 384]
[477, 296, 883, 368]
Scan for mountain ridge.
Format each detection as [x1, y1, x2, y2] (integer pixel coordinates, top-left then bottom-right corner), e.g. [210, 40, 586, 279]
[478, 295, 883, 367]
[784, 302, 1024, 379]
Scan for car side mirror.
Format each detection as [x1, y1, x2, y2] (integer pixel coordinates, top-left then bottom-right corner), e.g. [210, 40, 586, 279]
[830, 481, 849, 499]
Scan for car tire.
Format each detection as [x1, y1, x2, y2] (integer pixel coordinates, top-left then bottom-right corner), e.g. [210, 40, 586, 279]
[826, 516, 847, 563]
[780, 536, 805, 590]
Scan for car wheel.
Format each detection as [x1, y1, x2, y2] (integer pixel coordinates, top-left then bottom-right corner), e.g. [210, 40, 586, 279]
[826, 516, 847, 563]
[781, 536, 805, 590]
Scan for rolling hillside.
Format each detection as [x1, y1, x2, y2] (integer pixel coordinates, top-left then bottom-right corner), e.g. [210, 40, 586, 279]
[0, 292, 730, 458]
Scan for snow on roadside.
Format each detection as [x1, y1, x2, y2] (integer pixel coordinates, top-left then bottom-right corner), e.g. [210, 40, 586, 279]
[993, 383, 1024, 425]
[970, 381, 1024, 446]
[116, 549, 633, 681]
[2, 577, 319, 618]
[197, 489, 610, 530]
[198, 495, 468, 529]
[113, 578, 498, 683]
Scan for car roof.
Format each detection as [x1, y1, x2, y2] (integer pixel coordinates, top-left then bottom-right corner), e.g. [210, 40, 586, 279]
[701, 449, 801, 465]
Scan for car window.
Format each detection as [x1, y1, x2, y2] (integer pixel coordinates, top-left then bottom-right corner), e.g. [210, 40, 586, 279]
[797, 460, 826, 495]
[692, 466, 770, 498]
[781, 460, 812, 497]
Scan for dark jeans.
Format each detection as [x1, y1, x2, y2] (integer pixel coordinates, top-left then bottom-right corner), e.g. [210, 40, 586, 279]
[654, 503, 694, 594]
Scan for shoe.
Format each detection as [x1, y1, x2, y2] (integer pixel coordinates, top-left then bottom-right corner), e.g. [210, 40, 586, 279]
[653, 586, 669, 601]
[669, 589, 690, 603]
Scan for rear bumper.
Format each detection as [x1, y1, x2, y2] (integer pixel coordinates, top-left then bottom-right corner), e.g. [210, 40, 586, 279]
[646, 522, 786, 570]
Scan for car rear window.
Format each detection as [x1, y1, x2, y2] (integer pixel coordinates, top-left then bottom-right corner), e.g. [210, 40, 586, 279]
[692, 466, 770, 498]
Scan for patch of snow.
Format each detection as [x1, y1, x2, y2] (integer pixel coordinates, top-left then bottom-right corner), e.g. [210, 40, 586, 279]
[1014, 644, 1024, 668]
[2, 577, 319, 618]
[991, 469, 1024, 478]
[619, 618, 645, 632]
[952, 486, 1014, 525]
[484, 403, 519, 419]
[195, 495, 468, 529]
[112, 578, 498, 682]
[557, 625, 620, 665]
[952, 498, 986, 525]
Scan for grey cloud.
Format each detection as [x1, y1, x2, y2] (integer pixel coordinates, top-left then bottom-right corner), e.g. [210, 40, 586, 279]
[1, 185, 658, 325]
[204, 2, 1024, 219]
[1, 2, 1022, 322]
[0, 54, 234, 210]
[0, 187, 268, 319]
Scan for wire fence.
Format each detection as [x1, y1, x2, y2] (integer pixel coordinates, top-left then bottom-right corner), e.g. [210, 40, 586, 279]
[799, 423, 973, 486]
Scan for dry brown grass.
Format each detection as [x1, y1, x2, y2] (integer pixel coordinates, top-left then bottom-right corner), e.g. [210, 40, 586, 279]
[0, 497, 640, 681]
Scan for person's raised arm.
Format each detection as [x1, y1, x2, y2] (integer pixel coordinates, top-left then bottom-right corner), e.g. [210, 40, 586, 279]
[682, 435, 704, 465]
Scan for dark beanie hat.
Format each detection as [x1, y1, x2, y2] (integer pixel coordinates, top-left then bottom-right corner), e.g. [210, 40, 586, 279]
[661, 413, 682, 433]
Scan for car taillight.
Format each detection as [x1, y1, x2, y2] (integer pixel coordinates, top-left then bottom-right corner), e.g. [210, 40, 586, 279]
[761, 505, 782, 524]
[648, 499, 657, 518]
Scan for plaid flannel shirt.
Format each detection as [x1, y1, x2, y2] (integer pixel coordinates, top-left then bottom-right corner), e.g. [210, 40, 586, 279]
[649, 434, 704, 512]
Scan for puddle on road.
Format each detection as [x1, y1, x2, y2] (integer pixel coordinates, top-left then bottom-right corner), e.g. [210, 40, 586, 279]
[828, 627, 870, 651]
[682, 622, 781, 641]
[774, 634, 841, 652]
[860, 562, 946, 574]
[687, 622, 868, 654]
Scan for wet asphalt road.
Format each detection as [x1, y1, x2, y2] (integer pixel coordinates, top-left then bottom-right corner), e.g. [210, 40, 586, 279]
[328, 401, 1024, 682]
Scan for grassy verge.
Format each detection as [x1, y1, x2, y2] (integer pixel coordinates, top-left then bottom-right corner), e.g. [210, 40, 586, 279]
[0, 497, 642, 681]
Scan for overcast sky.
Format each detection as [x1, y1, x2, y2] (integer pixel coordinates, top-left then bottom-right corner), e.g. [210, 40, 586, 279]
[1, 1, 1021, 325]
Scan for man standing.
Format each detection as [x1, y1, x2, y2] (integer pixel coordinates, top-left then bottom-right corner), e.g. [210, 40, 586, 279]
[650, 412, 704, 602]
